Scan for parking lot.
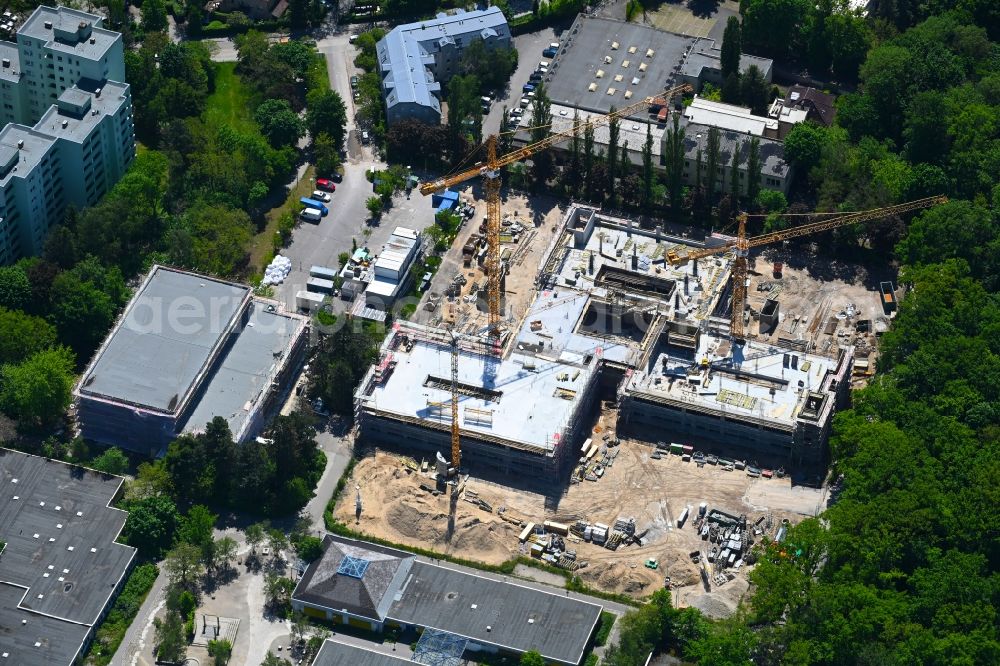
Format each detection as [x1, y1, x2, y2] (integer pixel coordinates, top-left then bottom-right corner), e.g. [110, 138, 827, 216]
[482, 26, 558, 136]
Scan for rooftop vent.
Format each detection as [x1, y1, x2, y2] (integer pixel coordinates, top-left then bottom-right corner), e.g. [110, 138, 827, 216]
[1, 59, 8, 68]
[44, 20, 52, 29]
[16, 139, 23, 149]
[95, 87, 101, 97]
[61, 119, 67, 128]
[89, 37, 95, 44]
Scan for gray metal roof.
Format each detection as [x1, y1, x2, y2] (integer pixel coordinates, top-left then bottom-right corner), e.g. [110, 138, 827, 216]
[18, 5, 120, 63]
[0, 124, 58, 186]
[0, 448, 136, 666]
[312, 639, 413, 666]
[78, 265, 252, 415]
[544, 16, 695, 117]
[682, 119, 790, 178]
[181, 300, 307, 439]
[293, 535, 416, 622]
[387, 562, 603, 665]
[376, 7, 507, 114]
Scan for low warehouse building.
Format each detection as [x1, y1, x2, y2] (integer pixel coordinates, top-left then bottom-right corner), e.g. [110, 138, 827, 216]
[0, 448, 137, 665]
[75, 265, 309, 456]
[292, 535, 603, 666]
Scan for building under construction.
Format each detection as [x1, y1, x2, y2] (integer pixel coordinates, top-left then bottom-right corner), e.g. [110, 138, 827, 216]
[355, 205, 853, 478]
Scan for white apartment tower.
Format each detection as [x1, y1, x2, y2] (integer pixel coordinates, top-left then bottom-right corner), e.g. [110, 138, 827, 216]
[0, 6, 134, 265]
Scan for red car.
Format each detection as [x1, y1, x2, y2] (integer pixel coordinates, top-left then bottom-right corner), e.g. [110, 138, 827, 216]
[316, 178, 336, 192]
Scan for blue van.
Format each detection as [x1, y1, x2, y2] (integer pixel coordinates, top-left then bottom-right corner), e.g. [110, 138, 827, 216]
[300, 197, 329, 216]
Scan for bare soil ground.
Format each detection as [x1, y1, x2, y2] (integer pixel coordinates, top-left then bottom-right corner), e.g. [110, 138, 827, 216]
[412, 189, 568, 338]
[337, 421, 823, 607]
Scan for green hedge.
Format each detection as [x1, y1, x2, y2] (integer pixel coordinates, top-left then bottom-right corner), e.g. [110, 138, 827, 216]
[84, 563, 159, 665]
[595, 610, 616, 646]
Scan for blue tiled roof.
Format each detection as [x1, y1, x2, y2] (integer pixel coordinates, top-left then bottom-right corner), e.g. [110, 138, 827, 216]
[376, 7, 508, 116]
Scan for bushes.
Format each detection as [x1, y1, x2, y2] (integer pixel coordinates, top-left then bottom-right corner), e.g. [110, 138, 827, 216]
[84, 563, 160, 665]
[594, 610, 616, 646]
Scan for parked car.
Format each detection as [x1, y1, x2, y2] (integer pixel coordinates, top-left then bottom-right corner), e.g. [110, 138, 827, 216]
[542, 47, 557, 58]
[349, 34, 359, 44]
[329, 172, 343, 183]
[529, 71, 543, 82]
[311, 190, 332, 202]
[361, 130, 371, 144]
[350, 75, 359, 89]
[316, 178, 336, 191]
[522, 83, 535, 93]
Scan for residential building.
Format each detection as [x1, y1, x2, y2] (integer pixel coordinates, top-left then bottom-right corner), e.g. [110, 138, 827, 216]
[769, 85, 837, 135]
[0, 448, 137, 666]
[75, 265, 309, 456]
[293, 534, 603, 666]
[0, 5, 134, 266]
[376, 7, 510, 126]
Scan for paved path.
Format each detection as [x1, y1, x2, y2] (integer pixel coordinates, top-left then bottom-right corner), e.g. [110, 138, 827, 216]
[109, 567, 169, 666]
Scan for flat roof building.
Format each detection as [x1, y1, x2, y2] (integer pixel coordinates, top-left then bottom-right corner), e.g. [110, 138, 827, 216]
[0, 5, 134, 266]
[376, 8, 510, 126]
[76, 265, 309, 456]
[312, 640, 412, 666]
[0, 448, 136, 665]
[293, 535, 603, 666]
[540, 16, 771, 118]
[357, 205, 850, 475]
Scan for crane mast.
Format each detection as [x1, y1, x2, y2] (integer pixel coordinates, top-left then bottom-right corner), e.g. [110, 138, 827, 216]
[420, 85, 691, 354]
[665, 196, 947, 340]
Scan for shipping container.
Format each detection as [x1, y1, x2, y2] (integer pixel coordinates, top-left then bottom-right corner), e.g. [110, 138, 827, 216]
[307, 277, 335, 293]
[543, 520, 569, 536]
[519, 522, 536, 543]
[669, 442, 684, 455]
[309, 265, 338, 280]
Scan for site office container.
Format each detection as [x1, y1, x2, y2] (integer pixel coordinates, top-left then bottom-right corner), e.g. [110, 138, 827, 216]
[669, 442, 684, 455]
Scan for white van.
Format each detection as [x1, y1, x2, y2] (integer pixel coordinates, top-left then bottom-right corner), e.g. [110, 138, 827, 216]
[300, 207, 323, 223]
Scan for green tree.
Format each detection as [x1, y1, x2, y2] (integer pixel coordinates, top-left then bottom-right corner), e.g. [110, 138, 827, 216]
[739, 65, 770, 115]
[746, 137, 762, 204]
[306, 90, 348, 148]
[90, 447, 129, 475]
[528, 83, 553, 188]
[123, 494, 181, 558]
[520, 650, 545, 666]
[741, 0, 808, 58]
[294, 535, 324, 562]
[47, 275, 116, 357]
[202, 417, 237, 500]
[705, 127, 721, 209]
[0, 346, 75, 426]
[261, 651, 292, 666]
[163, 434, 214, 507]
[208, 638, 233, 666]
[153, 610, 186, 663]
[163, 542, 205, 590]
[783, 122, 828, 174]
[895, 200, 998, 283]
[140, 0, 168, 33]
[607, 107, 621, 204]
[245, 522, 267, 553]
[664, 112, 685, 210]
[263, 572, 295, 611]
[181, 203, 253, 277]
[583, 119, 595, 200]
[211, 536, 238, 572]
[720, 16, 742, 79]
[827, 11, 871, 80]
[0, 265, 31, 311]
[641, 124, 655, 209]
[178, 505, 218, 553]
[366, 196, 383, 219]
[0, 308, 57, 365]
[255, 99, 306, 148]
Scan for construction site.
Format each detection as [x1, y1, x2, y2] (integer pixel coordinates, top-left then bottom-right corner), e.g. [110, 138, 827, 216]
[345, 97, 945, 606]
[351, 197, 934, 481]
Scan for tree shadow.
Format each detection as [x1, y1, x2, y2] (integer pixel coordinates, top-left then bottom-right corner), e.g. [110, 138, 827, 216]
[686, 0, 722, 19]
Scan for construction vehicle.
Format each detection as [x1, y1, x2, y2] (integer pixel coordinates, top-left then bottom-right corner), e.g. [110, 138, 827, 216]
[420, 84, 692, 353]
[665, 196, 948, 340]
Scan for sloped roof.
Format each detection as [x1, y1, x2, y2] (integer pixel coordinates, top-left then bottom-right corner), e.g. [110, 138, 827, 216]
[292, 535, 415, 621]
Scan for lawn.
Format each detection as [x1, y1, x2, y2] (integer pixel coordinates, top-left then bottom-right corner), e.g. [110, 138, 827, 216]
[204, 62, 257, 134]
[248, 165, 317, 273]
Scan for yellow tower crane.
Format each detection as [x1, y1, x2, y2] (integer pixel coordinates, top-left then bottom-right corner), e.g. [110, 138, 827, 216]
[420, 84, 692, 354]
[665, 195, 949, 340]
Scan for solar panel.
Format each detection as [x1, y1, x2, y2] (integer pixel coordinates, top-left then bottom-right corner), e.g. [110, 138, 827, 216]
[337, 555, 370, 578]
